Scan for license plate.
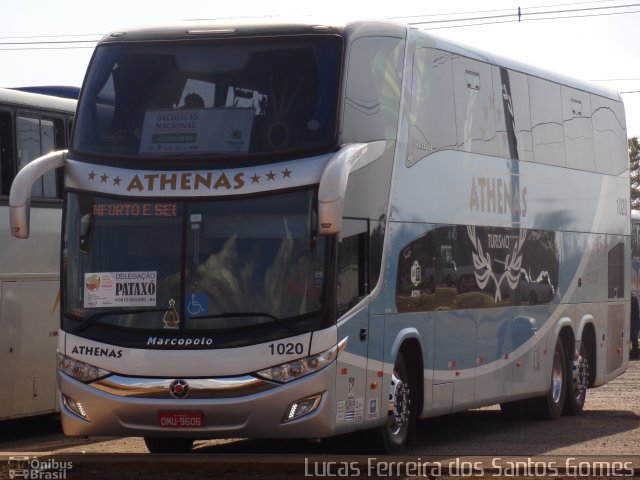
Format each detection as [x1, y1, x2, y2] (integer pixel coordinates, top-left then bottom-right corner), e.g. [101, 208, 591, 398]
[158, 411, 204, 428]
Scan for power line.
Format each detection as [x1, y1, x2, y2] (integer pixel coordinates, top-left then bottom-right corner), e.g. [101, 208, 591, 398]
[406, 2, 640, 28]
[0, 39, 97, 46]
[0, 46, 96, 51]
[0, 34, 102, 40]
[422, 8, 640, 29]
[392, 0, 620, 19]
[0, 3, 638, 49]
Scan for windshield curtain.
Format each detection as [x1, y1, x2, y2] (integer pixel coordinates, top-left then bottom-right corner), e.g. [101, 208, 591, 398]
[73, 36, 342, 158]
[63, 190, 327, 333]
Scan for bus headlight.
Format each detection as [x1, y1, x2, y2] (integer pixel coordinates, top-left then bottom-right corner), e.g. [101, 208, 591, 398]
[255, 337, 347, 383]
[57, 353, 111, 383]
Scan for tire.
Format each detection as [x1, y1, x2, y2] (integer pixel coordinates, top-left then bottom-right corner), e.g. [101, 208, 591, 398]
[369, 351, 414, 454]
[564, 341, 589, 415]
[143, 437, 194, 453]
[527, 338, 566, 420]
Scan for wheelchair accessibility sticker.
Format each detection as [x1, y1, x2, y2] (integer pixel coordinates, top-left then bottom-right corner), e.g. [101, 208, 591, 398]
[186, 292, 208, 317]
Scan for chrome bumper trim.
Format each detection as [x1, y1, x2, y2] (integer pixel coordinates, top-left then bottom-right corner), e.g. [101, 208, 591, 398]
[90, 374, 277, 399]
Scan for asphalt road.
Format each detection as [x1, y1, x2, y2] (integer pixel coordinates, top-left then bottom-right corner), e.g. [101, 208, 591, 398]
[1, 359, 639, 479]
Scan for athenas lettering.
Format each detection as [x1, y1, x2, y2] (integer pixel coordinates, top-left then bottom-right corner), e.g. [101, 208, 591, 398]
[127, 172, 244, 193]
[72, 345, 123, 358]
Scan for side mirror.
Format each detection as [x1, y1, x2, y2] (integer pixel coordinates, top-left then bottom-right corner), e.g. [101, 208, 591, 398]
[9, 150, 67, 239]
[317, 141, 385, 235]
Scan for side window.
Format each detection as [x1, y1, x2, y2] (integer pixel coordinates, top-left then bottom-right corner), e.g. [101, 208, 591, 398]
[0, 110, 13, 196]
[592, 95, 627, 176]
[408, 48, 457, 166]
[562, 86, 594, 171]
[16, 115, 63, 199]
[529, 77, 566, 167]
[608, 241, 625, 299]
[493, 67, 533, 162]
[451, 57, 497, 156]
[343, 36, 404, 144]
[337, 219, 369, 317]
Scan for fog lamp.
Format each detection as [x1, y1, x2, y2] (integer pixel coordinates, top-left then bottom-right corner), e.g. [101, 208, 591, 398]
[283, 393, 322, 422]
[62, 394, 88, 420]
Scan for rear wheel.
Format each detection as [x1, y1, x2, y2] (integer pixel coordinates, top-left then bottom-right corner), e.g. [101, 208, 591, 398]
[564, 341, 589, 415]
[527, 338, 566, 420]
[143, 437, 194, 453]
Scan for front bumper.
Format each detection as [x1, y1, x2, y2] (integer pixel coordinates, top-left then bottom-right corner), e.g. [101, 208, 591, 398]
[58, 364, 337, 439]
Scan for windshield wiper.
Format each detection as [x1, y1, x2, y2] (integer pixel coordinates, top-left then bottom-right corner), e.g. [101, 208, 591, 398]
[69, 308, 172, 334]
[189, 312, 296, 333]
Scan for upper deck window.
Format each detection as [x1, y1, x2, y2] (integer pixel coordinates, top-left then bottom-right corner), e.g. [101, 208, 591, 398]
[74, 36, 342, 159]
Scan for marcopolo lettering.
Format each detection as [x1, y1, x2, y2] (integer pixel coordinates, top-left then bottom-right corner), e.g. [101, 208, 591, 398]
[147, 336, 214, 347]
[71, 345, 123, 358]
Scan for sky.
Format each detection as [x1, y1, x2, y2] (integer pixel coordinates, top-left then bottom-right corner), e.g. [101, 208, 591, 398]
[0, 0, 638, 139]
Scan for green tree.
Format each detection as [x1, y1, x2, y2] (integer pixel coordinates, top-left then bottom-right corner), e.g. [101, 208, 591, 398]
[631, 137, 640, 210]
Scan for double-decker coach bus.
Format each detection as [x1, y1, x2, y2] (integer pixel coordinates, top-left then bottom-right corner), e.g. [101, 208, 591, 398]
[9, 18, 629, 452]
[1, 87, 76, 420]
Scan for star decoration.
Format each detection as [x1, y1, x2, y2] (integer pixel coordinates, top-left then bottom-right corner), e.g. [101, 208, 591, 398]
[251, 174, 261, 184]
[266, 171, 277, 181]
[282, 168, 292, 178]
[88, 171, 96, 181]
[100, 173, 109, 183]
[113, 176, 122, 186]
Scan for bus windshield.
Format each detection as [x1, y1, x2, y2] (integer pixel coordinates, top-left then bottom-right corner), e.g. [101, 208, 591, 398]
[63, 189, 328, 337]
[73, 36, 342, 158]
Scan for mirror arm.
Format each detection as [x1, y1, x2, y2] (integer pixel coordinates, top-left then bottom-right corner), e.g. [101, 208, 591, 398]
[9, 150, 68, 239]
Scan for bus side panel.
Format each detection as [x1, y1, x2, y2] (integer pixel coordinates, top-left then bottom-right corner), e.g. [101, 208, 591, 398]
[334, 307, 370, 434]
[0, 280, 59, 420]
[433, 309, 476, 412]
[0, 206, 60, 420]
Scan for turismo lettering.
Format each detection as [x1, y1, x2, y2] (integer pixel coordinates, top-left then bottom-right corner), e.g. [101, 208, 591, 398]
[469, 177, 528, 217]
[487, 234, 512, 250]
[127, 172, 245, 193]
[71, 345, 123, 358]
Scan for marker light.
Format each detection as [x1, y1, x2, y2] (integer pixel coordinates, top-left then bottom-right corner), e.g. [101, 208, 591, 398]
[57, 353, 111, 383]
[255, 338, 347, 383]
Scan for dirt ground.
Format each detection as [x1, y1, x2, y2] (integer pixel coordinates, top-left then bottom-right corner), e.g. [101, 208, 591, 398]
[1, 359, 639, 479]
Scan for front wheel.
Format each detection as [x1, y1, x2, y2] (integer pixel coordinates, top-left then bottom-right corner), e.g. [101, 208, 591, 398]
[143, 437, 194, 453]
[369, 351, 414, 454]
[527, 338, 566, 420]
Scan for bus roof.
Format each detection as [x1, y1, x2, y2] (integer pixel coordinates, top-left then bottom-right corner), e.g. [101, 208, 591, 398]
[0, 87, 77, 113]
[96, 17, 620, 102]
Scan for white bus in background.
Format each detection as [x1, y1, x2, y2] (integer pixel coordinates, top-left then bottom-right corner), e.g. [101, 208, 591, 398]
[0, 87, 76, 420]
[631, 211, 640, 291]
[9, 18, 629, 452]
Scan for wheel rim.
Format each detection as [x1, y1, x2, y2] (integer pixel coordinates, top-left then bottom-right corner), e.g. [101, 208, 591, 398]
[388, 370, 411, 438]
[572, 354, 589, 400]
[551, 350, 564, 404]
